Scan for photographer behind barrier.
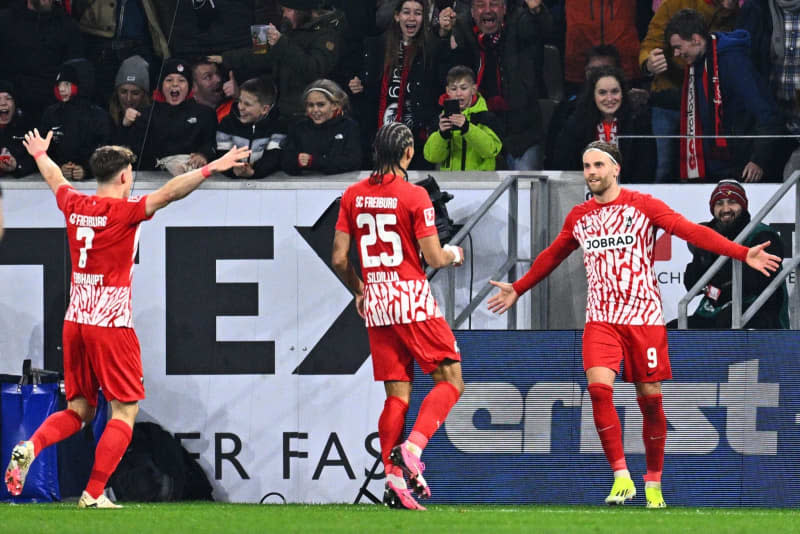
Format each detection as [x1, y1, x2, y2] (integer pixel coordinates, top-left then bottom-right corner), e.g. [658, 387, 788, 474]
[668, 180, 788, 329]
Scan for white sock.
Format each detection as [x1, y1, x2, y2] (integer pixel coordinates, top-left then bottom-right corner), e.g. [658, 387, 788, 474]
[613, 469, 631, 479]
[645, 481, 661, 489]
[387, 473, 407, 489]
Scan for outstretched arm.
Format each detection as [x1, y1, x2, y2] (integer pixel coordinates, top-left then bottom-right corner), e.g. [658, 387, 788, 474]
[22, 129, 70, 195]
[745, 241, 782, 277]
[332, 230, 365, 318]
[145, 145, 251, 217]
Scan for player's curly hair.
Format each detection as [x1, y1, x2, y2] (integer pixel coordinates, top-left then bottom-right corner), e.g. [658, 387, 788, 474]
[90, 145, 137, 183]
[370, 122, 414, 184]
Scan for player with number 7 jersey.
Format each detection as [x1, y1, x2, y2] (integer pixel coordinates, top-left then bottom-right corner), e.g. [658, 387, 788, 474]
[5, 128, 250, 507]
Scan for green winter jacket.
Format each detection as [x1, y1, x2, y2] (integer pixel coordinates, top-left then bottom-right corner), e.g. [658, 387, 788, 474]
[423, 94, 502, 171]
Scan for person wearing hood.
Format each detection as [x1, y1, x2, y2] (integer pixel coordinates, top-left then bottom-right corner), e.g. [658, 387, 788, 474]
[40, 59, 112, 180]
[674, 180, 788, 329]
[665, 8, 786, 182]
[423, 65, 502, 170]
[0, 81, 35, 177]
[216, 77, 286, 178]
[108, 55, 152, 130]
[117, 58, 217, 175]
[281, 79, 362, 175]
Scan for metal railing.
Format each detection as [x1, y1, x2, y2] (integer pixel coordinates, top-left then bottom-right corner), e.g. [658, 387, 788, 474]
[678, 170, 800, 329]
[428, 174, 552, 329]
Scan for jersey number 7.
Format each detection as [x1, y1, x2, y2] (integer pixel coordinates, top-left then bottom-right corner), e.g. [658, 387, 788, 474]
[76, 226, 95, 268]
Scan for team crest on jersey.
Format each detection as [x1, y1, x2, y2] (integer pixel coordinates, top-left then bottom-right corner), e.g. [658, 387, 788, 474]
[424, 207, 435, 226]
[583, 233, 635, 252]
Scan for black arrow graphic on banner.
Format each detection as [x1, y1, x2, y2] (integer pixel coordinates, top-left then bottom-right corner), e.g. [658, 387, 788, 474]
[293, 198, 371, 374]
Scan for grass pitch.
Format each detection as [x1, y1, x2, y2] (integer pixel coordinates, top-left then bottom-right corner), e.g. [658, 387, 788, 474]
[0, 502, 797, 533]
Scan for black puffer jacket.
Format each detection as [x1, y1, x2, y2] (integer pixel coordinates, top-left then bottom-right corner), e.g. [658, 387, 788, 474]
[280, 115, 361, 175]
[116, 99, 217, 170]
[40, 59, 112, 173]
[0, 4, 84, 121]
[0, 109, 35, 177]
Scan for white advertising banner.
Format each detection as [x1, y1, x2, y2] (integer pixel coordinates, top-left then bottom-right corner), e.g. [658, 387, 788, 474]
[0, 177, 794, 503]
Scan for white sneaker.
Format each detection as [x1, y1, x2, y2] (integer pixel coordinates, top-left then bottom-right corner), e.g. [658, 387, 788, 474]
[78, 490, 122, 509]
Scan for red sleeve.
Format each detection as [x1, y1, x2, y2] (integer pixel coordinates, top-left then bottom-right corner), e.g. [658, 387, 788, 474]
[119, 195, 152, 225]
[55, 184, 76, 213]
[512, 213, 580, 296]
[644, 195, 748, 262]
[335, 189, 352, 234]
[411, 186, 437, 240]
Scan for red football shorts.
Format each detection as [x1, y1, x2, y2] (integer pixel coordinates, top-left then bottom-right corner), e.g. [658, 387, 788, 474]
[62, 321, 145, 405]
[368, 317, 461, 382]
[582, 321, 671, 383]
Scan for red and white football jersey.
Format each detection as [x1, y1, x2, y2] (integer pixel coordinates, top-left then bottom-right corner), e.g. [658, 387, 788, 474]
[57, 185, 151, 328]
[512, 188, 748, 325]
[336, 174, 442, 327]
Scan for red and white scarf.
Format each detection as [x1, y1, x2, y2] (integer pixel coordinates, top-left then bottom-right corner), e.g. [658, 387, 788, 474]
[597, 119, 618, 145]
[680, 34, 727, 180]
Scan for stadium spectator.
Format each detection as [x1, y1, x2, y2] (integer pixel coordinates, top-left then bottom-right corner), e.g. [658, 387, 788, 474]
[640, 0, 739, 182]
[0, 81, 35, 177]
[0, 0, 84, 123]
[563, 0, 649, 92]
[216, 77, 286, 179]
[439, 0, 553, 170]
[554, 66, 656, 182]
[40, 59, 112, 181]
[108, 55, 151, 133]
[117, 58, 217, 175]
[72, 0, 168, 108]
[666, 9, 785, 182]
[349, 0, 440, 170]
[149, 0, 253, 58]
[4, 128, 249, 508]
[215, 1, 345, 124]
[281, 79, 362, 175]
[488, 140, 781, 509]
[674, 180, 788, 329]
[325, 0, 380, 90]
[736, 0, 800, 181]
[0, 185, 3, 241]
[423, 65, 503, 170]
[332, 122, 465, 511]
[190, 58, 238, 122]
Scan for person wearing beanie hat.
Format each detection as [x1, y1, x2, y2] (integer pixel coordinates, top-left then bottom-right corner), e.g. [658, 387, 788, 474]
[675, 179, 788, 329]
[0, 80, 35, 177]
[117, 56, 217, 174]
[109, 56, 153, 129]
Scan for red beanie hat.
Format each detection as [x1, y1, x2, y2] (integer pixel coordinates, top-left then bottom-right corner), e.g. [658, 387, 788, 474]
[709, 180, 748, 214]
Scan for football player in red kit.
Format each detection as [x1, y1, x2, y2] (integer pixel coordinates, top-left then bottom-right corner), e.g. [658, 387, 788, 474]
[4, 128, 250, 508]
[332, 122, 465, 511]
[488, 141, 780, 508]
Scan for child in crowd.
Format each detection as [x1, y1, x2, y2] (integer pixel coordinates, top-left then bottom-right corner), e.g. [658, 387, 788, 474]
[281, 79, 362, 175]
[0, 80, 34, 177]
[40, 58, 112, 180]
[423, 65, 503, 171]
[216, 77, 286, 179]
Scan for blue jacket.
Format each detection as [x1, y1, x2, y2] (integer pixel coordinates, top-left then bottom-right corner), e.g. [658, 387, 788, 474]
[693, 30, 783, 177]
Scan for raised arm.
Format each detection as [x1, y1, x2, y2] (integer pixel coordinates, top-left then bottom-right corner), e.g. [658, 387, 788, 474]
[22, 129, 70, 195]
[145, 145, 251, 217]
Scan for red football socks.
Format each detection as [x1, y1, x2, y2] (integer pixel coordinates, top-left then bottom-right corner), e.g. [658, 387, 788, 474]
[638, 393, 666, 483]
[378, 396, 408, 471]
[85, 419, 133, 499]
[30, 409, 83, 455]
[587, 383, 627, 472]
[408, 381, 461, 451]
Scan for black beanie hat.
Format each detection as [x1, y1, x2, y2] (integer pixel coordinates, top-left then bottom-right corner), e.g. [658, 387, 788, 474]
[0, 80, 15, 100]
[56, 63, 80, 86]
[279, 0, 321, 9]
[159, 58, 192, 90]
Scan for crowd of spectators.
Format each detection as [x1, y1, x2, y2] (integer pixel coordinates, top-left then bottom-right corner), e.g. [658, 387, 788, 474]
[0, 0, 798, 182]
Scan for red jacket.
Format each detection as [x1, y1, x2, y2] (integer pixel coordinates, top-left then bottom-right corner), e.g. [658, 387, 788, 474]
[565, 0, 641, 83]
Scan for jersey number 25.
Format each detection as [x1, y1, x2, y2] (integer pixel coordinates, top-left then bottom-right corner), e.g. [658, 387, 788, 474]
[357, 213, 402, 267]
